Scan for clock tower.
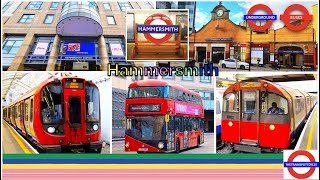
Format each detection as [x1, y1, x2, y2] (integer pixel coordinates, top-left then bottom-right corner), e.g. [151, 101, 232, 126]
[211, 2, 230, 20]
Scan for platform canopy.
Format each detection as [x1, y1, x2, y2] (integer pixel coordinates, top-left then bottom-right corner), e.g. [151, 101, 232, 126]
[1, 72, 73, 106]
[236, 74, 317, 82]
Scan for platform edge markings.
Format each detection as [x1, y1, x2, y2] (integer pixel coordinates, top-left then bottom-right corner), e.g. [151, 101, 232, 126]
[295, 105, 318, 150]
[2, 154, 283, 159]
[3, 121, 36, 154]
[2, 164, 283, 169]
[306, 111, 317, 150]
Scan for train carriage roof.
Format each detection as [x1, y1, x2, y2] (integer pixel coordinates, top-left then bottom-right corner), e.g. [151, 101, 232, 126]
[129, 80, 201, 97]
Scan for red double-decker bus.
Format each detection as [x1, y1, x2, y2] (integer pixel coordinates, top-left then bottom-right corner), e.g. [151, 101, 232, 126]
[124, 80, 204, 153]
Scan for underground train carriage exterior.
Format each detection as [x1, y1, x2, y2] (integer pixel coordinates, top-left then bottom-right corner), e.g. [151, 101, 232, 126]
[124, 80, 205, 153]
[3, 77, 102, 153]
[221, 80, 317, 153]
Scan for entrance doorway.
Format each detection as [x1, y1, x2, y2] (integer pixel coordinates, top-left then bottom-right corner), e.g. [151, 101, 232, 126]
[278, 46, 304, 67]
[60, 61, 99, 71]
[211, 47, 225, 63]
[197, 47, 206, 63]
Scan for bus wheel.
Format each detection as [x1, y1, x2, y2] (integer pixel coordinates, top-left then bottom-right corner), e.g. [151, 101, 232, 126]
[176, 140, 180, 153]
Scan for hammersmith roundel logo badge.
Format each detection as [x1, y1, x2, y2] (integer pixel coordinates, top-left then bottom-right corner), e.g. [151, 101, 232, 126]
[283, 150, 319, 179]
[137, 13, 180, 44]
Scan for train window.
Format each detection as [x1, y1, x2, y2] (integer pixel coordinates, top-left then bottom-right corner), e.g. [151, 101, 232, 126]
[40, 84, 63, 124]
[85, 86, 100, 122]
[69, 97, 81, 125]
[216, 100, 221, 115]
[294, 98, 304, 115]
[261, 92, 288, 114]
[25, 101, 29, 121]
[223, 92, 239, 112]
[243, 91, 257, 113]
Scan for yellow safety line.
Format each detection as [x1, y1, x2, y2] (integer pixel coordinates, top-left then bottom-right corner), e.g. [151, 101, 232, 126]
[306, 111, 317, 150]
[3, 164, 283, 169]
[3, 121, 33, 154]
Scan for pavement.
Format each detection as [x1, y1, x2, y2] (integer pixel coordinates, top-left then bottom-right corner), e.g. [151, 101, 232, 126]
[112, 133, 215, 154]
[168, 62, 315, 72]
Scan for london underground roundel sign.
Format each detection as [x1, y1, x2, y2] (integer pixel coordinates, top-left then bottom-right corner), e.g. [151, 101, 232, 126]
[137, 14, 180, 44]
[280, 4, 313, 31]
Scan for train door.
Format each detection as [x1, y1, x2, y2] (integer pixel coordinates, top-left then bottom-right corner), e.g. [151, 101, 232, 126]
[24, 99, 31, 135]
[15, 104, 21, 130]
[20, 101, 27, 136]
[65, 90, 85, 144]
[240, 90, 260, 144]
[29, 97, 36, 138]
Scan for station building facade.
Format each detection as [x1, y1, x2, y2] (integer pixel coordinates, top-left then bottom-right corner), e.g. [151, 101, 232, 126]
[112, 75, 215, 138]
[2, 1, 154, 71]
[189, 3, 318, 69]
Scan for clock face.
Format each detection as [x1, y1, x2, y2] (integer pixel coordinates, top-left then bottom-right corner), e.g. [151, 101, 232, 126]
[217, 9, 224, 17]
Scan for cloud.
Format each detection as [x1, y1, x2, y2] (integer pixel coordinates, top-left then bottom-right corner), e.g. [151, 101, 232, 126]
[237, 1, 316, 29]
[230, 12, 245, 23]
[195, 7, 211, 30]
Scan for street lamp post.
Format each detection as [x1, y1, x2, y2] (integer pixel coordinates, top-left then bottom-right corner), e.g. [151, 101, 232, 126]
[249, 30, 252, 71]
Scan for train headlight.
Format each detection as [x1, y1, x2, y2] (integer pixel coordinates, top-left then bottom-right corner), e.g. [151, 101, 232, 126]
[269, 125, 275, 131]
[228, 122, 233, 127]
[93, 124, 99, 131]
[47, 127, 55, 133]
[158, 142, 164, 149]
[125, 142, 130, 148]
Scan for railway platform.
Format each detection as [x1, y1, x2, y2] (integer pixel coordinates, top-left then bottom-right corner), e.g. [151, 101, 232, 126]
[2, 120, 38, 154]
[295, 104, 318, 150]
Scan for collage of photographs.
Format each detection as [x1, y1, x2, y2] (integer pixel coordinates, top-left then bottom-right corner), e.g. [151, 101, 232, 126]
[1, 0, 318, 157]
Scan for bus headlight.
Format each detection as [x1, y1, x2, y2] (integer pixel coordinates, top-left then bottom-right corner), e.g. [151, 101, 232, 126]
[125, 142, 130, 148]
[93, 124, 99, 131]
[47, 127, 55, 133]
[228, 122, 233, 127]
[158, 142, 164, 149]
[269, 125, 275, 131]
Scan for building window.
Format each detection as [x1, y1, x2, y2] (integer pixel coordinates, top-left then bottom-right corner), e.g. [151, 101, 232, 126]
[50, 2, 59, 9]
[105, 37, 125, 57]
[200, 76, 211, 83]
[139, 2, 153, 9]
[44, 14, 54, 24]
[199, 91, 214, 110]
[2, 1, 13, 13]
[26, 1, 43, 9]
[182, 75, 194, 81]
[103, 2, 111, 10]
[107, 16, 116, 25]
[163, 74, 175, 79]
[118, 2, 132, 11]
[19, 14, 35, 23]
[131, 75, 143, 81]
[2, 37, 24, 54]
[29, 37, 54, 56]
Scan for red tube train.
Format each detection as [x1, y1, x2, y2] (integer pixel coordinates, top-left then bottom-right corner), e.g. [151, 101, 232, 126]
[221, 79, 317, 153]
[3, 77, 102, 153]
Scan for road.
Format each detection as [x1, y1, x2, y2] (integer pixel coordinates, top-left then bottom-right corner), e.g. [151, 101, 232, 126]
[112, 133, 215, 154]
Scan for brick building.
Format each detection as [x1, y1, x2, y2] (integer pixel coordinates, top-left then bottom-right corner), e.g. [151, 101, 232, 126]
[2, 1, 154, 71]
[189, 2, 318, 69]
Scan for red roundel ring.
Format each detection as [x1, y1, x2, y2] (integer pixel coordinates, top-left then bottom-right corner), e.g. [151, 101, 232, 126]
[144, 14, 173, 44]
[247, 4, 274, 31]
[287, 150, 316, 179]
[280, 4, 313, 31]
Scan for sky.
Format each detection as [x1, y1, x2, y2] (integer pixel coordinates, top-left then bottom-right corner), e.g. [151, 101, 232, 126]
[195, 1, 318, 31]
